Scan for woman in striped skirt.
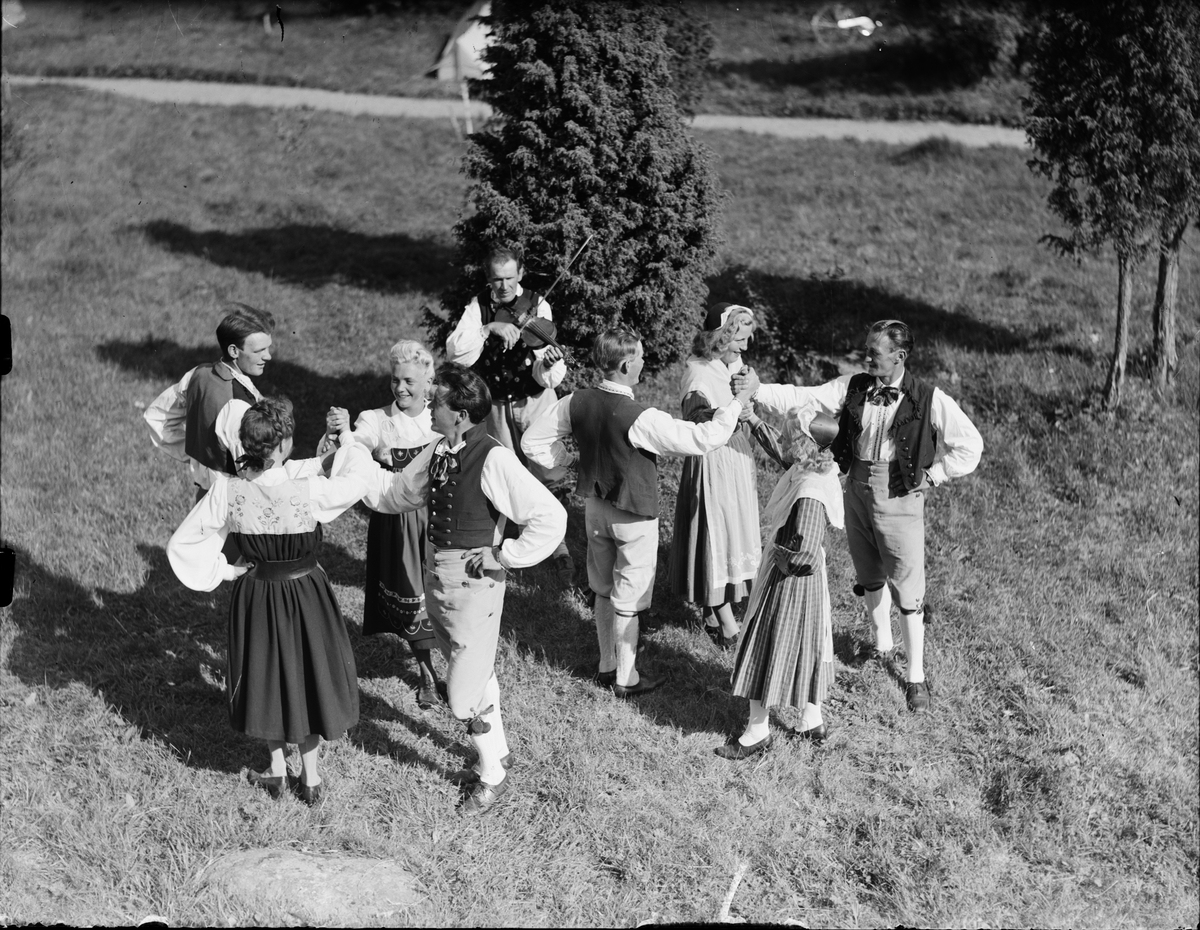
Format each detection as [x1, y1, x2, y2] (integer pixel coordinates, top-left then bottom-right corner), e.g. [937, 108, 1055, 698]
[716, 402, 844, 759]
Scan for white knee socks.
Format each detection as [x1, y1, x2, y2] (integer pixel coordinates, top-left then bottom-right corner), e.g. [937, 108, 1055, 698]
[739, 698, 770, 745]
[472, 673, 509, 785]
[864, 585, 894, 652]
[798, 702, 824, 731]
[900, 611, 925, 683]
[614, 608, 640, 688]
[594, 594, 617, 674]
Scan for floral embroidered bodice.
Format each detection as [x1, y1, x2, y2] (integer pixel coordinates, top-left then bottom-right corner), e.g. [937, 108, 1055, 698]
[227, 477, 317, 534]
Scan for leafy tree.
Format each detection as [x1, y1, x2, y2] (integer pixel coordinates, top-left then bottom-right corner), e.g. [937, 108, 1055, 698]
[429, 0, 723, 379]
[1024, 1, 1199, 408]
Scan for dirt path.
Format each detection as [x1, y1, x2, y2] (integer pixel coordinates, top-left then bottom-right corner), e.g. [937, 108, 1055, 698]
[6, 75, 1028, 148]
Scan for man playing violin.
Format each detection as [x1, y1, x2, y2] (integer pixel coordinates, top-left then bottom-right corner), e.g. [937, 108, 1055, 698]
[445, 243, 574, 584]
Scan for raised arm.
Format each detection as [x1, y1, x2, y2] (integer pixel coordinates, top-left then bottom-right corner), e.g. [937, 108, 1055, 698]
[626, 399, 743, 457]
[359, 441, 436, 514]
[753, 376, 848, 419]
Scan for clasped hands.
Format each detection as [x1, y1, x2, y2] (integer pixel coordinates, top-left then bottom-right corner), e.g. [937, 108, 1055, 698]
[731, 367, 761, 417]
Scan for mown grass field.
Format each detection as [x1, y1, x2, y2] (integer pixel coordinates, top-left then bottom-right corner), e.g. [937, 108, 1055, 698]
[1, 82, 1198, 927]
[2, 0, 1027, 125]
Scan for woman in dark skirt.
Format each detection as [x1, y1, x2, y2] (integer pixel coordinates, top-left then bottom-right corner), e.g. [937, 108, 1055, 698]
[716, 403, 844, 759]
[169, 397, 371, 804]
[326, 340, 440, 707]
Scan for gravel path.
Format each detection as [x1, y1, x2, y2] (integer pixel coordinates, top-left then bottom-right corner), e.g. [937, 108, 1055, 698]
[7, 75, 1028, 148]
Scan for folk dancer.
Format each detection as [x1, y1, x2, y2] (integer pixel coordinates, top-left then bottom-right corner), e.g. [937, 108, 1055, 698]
[358, 364, 566, 814]
[325, 341, 443, 709]
[716, 403, 843, 759]
[183, 304, 275, 501]
[168, 398, 372, 806]
[669, 302, 771, 649]
[736, 319, 982, 712]
[522, 327, 759, 698]
[444, 243, 574, 584]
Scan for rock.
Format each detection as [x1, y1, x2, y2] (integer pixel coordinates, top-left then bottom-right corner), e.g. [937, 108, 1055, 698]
[199, 848, 421, 925]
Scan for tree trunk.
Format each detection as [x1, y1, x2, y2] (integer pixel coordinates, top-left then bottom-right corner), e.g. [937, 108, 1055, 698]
[1103, 252, 1135, 411]
[1151, 218, 1187, 395]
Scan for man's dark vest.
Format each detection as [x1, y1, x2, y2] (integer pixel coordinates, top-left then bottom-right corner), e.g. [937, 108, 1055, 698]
[830, 371, 938, 496]
[427, 423, 504, 549]
[473, 289, 545, 402]
[570, 388, 659, 518]
[184, 361, 257, 475]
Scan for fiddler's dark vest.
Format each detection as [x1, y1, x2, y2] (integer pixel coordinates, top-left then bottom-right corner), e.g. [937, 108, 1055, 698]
[472, 289, 545, 402]
[570, 388, 659, 519]
[185, 361, 257, 475]
[427, 423, 503, 549]
[831, 371, 938, 496]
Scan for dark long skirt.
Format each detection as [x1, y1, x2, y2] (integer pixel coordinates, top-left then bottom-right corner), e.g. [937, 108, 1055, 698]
[227, 526, 359, 743]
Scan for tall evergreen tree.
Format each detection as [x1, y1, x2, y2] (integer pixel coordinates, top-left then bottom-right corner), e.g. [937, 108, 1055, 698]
[429, 0, 723, 377]
[1024, 1, 1199, 408]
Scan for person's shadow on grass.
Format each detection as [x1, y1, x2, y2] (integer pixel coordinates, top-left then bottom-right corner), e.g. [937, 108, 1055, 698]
[5, 542, 369, 776]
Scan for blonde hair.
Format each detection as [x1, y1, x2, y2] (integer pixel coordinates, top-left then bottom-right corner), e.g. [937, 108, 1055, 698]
[693, 306, 755, 360]
[387, 339, 434, 373]
[781, 407, 835, 472]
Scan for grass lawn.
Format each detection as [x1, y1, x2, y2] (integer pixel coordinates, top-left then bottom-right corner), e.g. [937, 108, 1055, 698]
[1, 84, 1198, 927]
[2, 0, 1027, 125]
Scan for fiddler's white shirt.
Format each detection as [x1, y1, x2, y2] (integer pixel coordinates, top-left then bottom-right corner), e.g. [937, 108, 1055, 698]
[520, 379, 744, 472]
[168, 444, 373, 592]
[753, 373, 982, 486]
[360, 437, 566, 570]
[444, 285, 567, 392]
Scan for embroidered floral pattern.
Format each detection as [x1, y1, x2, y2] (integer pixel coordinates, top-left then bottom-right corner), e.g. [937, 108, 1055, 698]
[227, 478, 317, 534]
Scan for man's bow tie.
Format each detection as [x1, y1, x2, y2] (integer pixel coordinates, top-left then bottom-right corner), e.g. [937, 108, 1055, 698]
[867, 385, 901, 406]
[429, 448, 460, 486]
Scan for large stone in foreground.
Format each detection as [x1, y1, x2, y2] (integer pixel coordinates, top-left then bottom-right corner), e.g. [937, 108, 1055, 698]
[200, 848, 422, 925]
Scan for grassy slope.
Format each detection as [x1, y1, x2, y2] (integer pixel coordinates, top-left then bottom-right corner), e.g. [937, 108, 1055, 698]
[1, 0, 1027, 124]
[1, 86, 1197, 927]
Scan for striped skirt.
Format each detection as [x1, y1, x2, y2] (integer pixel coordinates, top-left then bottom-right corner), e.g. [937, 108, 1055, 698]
[730, 544, 833, 709]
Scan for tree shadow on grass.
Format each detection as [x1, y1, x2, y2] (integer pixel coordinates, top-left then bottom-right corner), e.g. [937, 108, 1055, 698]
[706, 265, 1032, 381]
[141, 221, 458, 297]
[3, 542, 387, 776]
[96, 338, 392, 453]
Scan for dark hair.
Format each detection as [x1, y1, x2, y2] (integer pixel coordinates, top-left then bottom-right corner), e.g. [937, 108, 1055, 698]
[592, 327, 642, 372]
[432, 363, 492, 424]
[217, 303, 276, 358]
[484, 243, 524, 272]
[867, 319, 913, 355]
[237, 396, 294, 472]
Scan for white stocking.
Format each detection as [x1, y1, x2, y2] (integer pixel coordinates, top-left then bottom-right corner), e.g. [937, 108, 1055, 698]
[614, 607, 640, 688]
[864, 585, 894, 652]
[739, 698, 770, 745]
[900, 611, 925, 683]
[594, 594, 617, 674]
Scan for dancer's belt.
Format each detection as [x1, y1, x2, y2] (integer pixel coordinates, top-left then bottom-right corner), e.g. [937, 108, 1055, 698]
[246, 551, 319, 582]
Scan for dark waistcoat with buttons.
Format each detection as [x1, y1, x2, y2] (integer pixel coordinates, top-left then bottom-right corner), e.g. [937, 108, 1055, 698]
[472, 288, 545, 402]
[830, 371, 937, 496]
[184, 361, 257, 475]
[427, 423, 503, 549]
[570, 388, 659, 518]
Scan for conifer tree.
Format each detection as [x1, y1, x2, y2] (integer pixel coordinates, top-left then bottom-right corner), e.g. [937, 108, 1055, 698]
[1024, 1, 1199, 408]
[429, 0, 723, 377]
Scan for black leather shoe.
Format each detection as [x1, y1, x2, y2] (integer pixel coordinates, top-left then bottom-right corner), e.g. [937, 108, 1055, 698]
[714, 733, 773, 760]
[792, 724, 828, 743]
[247, 769, 284, 799]
[460, 775, 512, 815]
[905, 681, 931, 712]
[612, 673, 665, 698]
[553, 554, 576, 588]
[716, 630, 740, 650]
[448, 752, 515, 786]
[703, 623, 721, 644]
[286, 775, 325, 807]
[436, 681, 449, 705]
[571, 664, 616, 688]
